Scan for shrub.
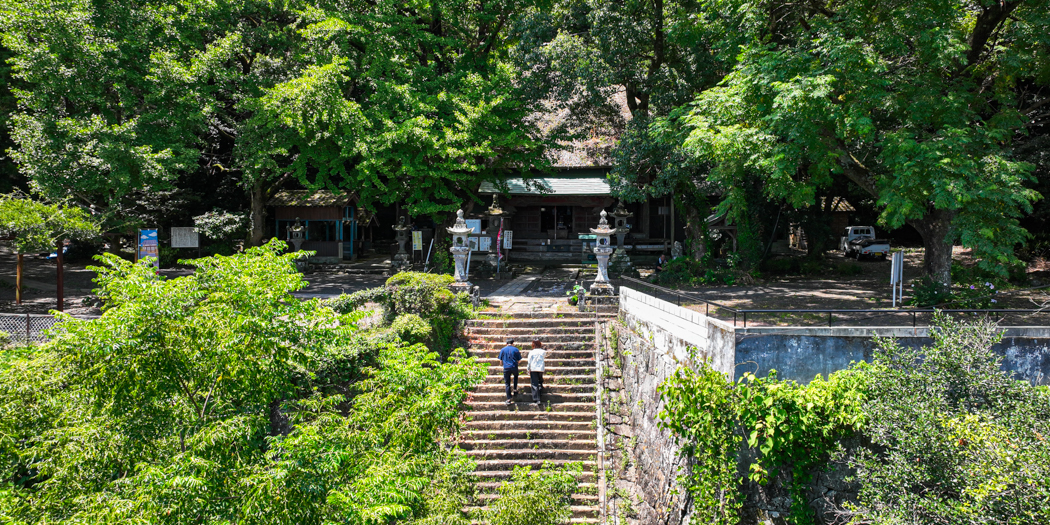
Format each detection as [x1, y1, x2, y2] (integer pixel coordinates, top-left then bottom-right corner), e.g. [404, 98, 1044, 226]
[392, 313, 432, 345]
[659, 358, 867, 524]
[849, 315, 1050, 524]
[486, 462, 581, 525]
[652, 256, 741, 287]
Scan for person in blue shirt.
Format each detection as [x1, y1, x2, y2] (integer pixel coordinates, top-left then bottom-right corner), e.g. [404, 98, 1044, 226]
[498, 339, 522, 404]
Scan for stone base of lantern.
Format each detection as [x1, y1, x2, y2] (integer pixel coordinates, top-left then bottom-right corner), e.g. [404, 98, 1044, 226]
[608, 249, 636, 277]
[391, 252, 411, 274]
[448, 281, 474, 295]
[586, 281, 616, 297]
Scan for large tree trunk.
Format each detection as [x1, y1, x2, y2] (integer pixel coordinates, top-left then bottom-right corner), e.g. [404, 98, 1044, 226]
[682, 204, 707, 260]
[15, 253, 23, 305]
[248, 180, 266, 247]
[908, 208, 956, 290]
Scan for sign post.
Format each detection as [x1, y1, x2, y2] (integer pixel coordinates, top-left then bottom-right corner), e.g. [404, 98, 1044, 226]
[890, 251, 904, 307]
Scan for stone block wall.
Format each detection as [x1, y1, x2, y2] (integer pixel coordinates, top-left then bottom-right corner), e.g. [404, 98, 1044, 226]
[598, 288, 735, 525]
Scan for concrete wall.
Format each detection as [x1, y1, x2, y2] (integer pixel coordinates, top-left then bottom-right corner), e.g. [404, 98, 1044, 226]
[599, 288, 735, 525]
[736, 327, 1050, 385]
[619, 287, 736, 377]
[608, 288, 1050, 525]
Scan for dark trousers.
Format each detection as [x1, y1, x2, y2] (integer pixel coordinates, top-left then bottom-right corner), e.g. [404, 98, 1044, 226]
[503, 368, 519, 399]
[530, 371, 544, 403]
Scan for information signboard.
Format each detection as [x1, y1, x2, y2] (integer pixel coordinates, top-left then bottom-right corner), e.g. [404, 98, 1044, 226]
[138, 229, 160, 269]
[503, 230, 513, 250]
[170, 227, 199, 248]
[412, 230, 423, 251]
[479, 237, 491, 252]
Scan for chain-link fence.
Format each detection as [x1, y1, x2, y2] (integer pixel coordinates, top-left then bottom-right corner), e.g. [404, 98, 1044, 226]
[0, 313, 99, 345]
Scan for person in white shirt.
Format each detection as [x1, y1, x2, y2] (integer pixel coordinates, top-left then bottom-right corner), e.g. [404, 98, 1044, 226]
[527, 339, 547, 405]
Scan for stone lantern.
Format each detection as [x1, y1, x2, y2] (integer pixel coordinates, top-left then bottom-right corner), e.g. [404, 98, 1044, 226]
[611, 201, 633, 248]
[391, 216, 411, 273]
[447, 209, 473, 293]
[287, 217, 306, 252]
[587, 209, 616, 297]
[610, 201, 635, 276]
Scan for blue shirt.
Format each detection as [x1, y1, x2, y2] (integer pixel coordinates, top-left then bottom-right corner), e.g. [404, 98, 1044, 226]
[498, 345, 522, 370]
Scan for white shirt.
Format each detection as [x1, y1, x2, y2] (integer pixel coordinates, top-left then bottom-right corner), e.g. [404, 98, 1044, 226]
[527, 348, 546, 373]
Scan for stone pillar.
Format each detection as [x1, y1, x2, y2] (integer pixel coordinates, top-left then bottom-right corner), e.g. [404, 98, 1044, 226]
[391, 216, 411, 273]
[588, 210, 616, 297]
[447, 209, 473, 293]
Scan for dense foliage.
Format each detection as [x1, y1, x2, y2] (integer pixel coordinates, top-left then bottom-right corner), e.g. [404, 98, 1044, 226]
[328, 272, 473, 357]
[0, 0, 554, 242]
[0, 241, 487, 524]
[486, 463, 581, 525]
[659, 315, 1050, 524]
[672, 0, 1050, 287]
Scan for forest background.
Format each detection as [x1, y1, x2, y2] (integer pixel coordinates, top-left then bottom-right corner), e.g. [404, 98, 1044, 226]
[1, 0, 1049, 287]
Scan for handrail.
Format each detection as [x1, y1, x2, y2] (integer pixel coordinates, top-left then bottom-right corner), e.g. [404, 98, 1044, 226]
[615, 277, 1050, 328]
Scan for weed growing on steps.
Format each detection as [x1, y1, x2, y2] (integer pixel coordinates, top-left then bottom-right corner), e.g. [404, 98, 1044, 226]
[486, 462, 581, 525]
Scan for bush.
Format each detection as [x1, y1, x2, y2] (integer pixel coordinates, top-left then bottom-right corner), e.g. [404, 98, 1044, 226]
[652, 255, 741, 287]
[486, 462, 581, 525]
[850, 315, 1050, 524]
[328, 272, 472, 357]
[392, 313, 432, 344]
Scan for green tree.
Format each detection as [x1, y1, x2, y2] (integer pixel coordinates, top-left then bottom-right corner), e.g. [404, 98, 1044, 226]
[851, 315, 1050, 523]
[677, 0, 1050, 288]
[0, 43, 23, 192]
[1, 0, 554, 247]
[0, 193, 98, 304]
[0, 240, 486, 524]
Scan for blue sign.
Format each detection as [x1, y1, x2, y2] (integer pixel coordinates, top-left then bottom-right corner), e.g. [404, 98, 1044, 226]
[138, 229, 160, 269]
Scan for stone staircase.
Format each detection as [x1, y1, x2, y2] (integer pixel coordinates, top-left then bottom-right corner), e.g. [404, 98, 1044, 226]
[460, 312, 610, 524]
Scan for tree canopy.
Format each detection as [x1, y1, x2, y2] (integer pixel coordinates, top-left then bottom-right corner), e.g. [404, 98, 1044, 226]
[0, 243, 486, 524]
[1, 0, 554, 243]
[674, 0, 1050, 285]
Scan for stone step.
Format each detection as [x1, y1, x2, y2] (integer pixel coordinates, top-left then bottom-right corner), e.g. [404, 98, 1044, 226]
[476, 481, 598, 493]
[464, 420, 595, 432]
[472, 312, 612, 319]
[474, 383, 594, 393]
[479, 374, 595, 386]
[459, 439, 596, 452]
[476, 492, 599, 504]
[477, 357, 596, 367]
[468, 334, 594, 343]
[472, 342, 593, 350]
[462, 429, 597, 441]
[474, 469, 597, 482]
[469, 392, 595, 403]
[484, 365, 595, 375]
[461, 447, 596, 461]
[464, 411, 595, 423]
[464, 326, 596, 335]
[472, 350, 596, 359]
[466, 505, 599, 520]
[471, 350, 594, 360]
[464, 401, 594, 413]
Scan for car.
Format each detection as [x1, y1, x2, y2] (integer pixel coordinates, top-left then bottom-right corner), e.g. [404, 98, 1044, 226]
[840, 226, 890, 260]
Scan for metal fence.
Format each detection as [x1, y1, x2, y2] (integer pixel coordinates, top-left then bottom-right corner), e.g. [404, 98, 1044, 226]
[0, 313, 99, 345]
[617, 277, 1050, 328]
